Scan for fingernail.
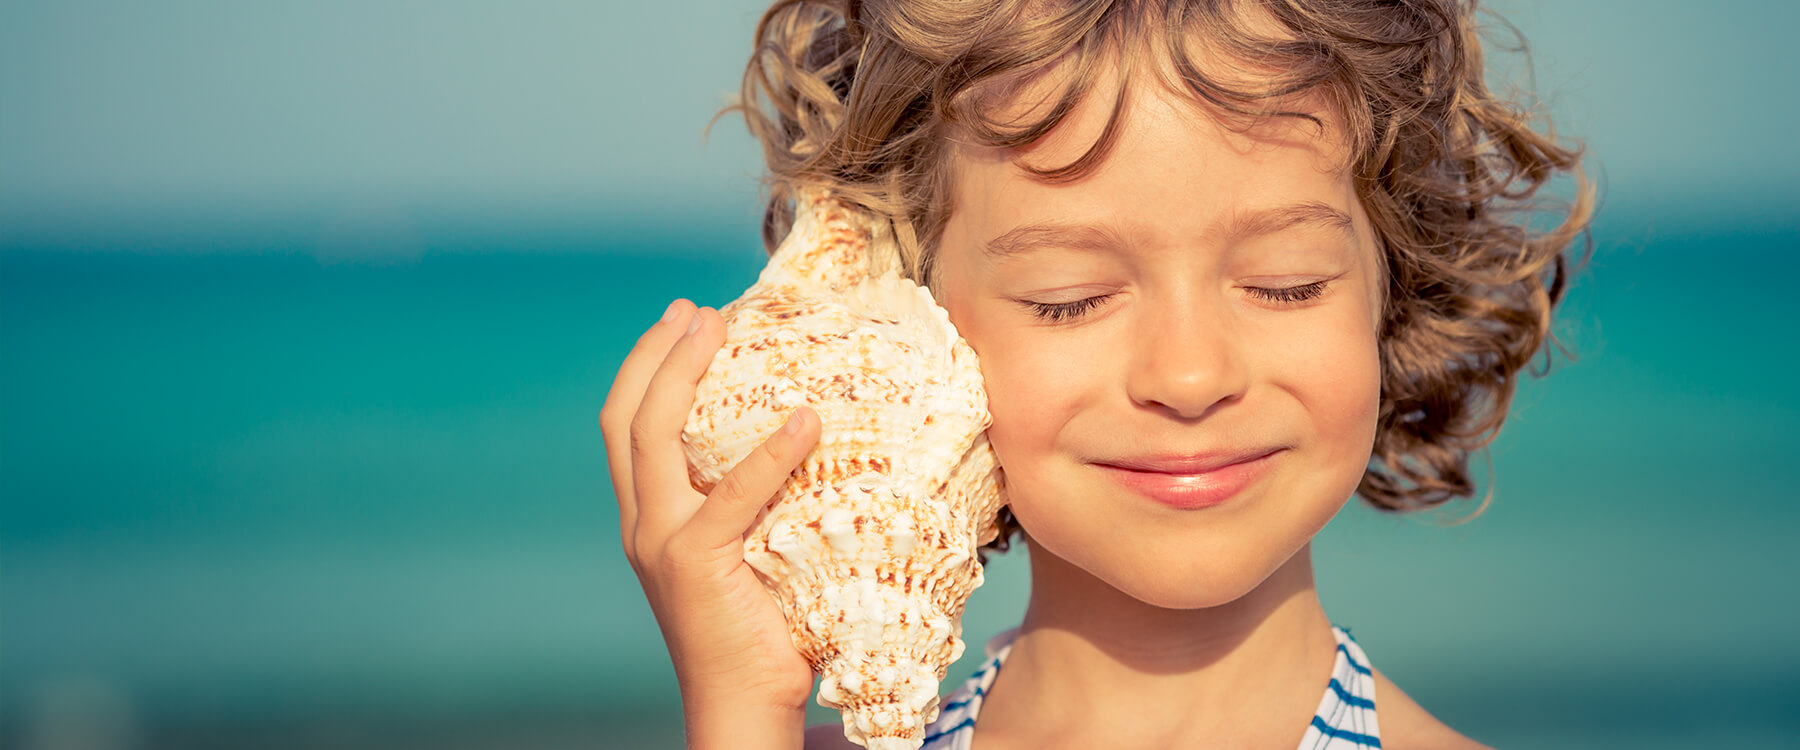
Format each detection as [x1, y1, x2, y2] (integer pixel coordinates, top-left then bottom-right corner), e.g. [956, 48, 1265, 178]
[782, 411, 803, 434]
[660, 301, 680, 323]
[684, 312, 703, 336]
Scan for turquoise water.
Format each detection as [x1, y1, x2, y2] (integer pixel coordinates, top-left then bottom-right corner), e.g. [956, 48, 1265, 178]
[3, 210, 1798, 748]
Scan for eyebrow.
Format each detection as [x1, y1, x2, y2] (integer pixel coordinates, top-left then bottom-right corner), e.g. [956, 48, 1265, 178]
[1222, 201, 1356, 246]
[983, 222, 1126, 260]
[981, 201, 1356, 260]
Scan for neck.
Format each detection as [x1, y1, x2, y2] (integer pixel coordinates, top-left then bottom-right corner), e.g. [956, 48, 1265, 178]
[984, 539, 1336, 743]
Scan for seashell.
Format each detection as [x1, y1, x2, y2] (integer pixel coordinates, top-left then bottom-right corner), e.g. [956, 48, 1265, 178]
[682, 188, 1006, 750]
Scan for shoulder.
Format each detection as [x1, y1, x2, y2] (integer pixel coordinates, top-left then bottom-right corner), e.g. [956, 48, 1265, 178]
[803, 723, 864, 750]
[1372, 668, 1492, 750]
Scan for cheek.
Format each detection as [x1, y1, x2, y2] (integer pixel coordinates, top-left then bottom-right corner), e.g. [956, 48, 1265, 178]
[937, 264, 1074, 465]
[946, 309, 1100, 485]
[970, 330, 1082, 463]
[1285, 310, 1383, 471]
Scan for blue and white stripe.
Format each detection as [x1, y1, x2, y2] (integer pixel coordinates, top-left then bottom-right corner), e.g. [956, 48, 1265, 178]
[1299, 626, 1381, 749]
[921, 624, 1380, 749]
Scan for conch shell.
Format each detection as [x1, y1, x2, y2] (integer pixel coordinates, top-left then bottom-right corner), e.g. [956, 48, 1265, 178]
[682, 189, 1005, 749]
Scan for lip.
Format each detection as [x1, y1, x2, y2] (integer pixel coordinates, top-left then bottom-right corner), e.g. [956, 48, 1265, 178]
[1094, 449, 1281, 509]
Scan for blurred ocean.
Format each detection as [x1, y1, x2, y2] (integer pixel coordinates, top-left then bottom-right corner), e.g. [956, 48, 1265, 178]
[3, 207, 1798, 750]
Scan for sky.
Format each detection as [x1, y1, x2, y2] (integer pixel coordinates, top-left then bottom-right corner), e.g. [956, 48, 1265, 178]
[2, 0, 1796, 243]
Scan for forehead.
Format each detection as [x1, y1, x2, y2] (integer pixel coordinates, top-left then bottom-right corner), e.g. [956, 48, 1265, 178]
[1006, 77, 1350, 183]
[947, 65, 1359, 243]
[951, 5, 1356, 182]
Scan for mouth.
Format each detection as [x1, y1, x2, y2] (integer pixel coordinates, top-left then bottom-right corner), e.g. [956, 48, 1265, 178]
[1093, 449, 1281, 510]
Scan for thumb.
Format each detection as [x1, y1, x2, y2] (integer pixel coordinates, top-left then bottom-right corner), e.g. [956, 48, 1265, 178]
[682, 407, 820, 550]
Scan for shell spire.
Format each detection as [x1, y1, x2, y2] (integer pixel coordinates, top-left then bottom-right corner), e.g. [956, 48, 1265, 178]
[757, 191, 897, 295]
[683, 188, 1006, 749]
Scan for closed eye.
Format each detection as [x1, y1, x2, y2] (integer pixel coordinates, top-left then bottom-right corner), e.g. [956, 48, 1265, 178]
[1245, 281, 1329, 305]
[1021, 281, 1329, 322]
[1021, 294, 1114, 322]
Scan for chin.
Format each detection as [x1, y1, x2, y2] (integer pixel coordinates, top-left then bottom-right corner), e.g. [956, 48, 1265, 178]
[1105, 555, 1282, 611]
[1116, 580, 1252, 610]
[1031, 525, 1293, 611]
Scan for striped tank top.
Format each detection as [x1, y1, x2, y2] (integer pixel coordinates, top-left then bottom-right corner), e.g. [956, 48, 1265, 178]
[920, 624, 1381, 749]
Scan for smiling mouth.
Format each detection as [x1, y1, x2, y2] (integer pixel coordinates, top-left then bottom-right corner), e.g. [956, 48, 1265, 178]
[1093, 450, 1281, 509]
[1097, 447, 1281, 474]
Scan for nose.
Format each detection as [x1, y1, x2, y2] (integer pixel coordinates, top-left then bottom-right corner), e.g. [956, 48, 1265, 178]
[1125, 298, 1249, 420]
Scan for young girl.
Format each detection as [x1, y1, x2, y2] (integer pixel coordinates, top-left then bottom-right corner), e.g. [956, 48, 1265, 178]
[602, 0, 1593, 748]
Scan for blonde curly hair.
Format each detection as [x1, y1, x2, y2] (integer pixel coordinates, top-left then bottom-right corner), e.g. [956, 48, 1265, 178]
[724, 0, 1596, 556]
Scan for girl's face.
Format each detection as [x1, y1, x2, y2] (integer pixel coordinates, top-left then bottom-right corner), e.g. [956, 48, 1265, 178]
[935, 73, 1384, 610]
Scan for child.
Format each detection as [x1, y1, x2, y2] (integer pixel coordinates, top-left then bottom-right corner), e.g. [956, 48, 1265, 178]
[601, 0, 1593, 747]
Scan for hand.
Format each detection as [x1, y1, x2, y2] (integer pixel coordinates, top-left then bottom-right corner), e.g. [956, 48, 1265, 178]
[601, 299, 822, 714]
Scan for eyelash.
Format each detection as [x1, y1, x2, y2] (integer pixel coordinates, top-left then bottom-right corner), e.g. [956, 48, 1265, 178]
[1024, 295, 1113, 322]
[1022, 281, 1331, 322]
[1247, 281, 1330, 305]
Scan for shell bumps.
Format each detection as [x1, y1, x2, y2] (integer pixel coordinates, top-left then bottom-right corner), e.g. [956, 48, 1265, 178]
[682, 189, 1005, 749]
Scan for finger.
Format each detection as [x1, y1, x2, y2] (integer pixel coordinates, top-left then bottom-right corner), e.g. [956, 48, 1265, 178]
[682, 407, 820, 551]
[630, 306, 727, 536]
[602, 299, 695, 546]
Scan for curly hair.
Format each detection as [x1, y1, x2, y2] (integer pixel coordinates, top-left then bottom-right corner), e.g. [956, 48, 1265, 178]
[725, 0, 1596, 557]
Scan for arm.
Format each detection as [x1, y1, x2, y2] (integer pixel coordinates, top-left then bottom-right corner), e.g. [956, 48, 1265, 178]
[682, 701, 807, 750]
